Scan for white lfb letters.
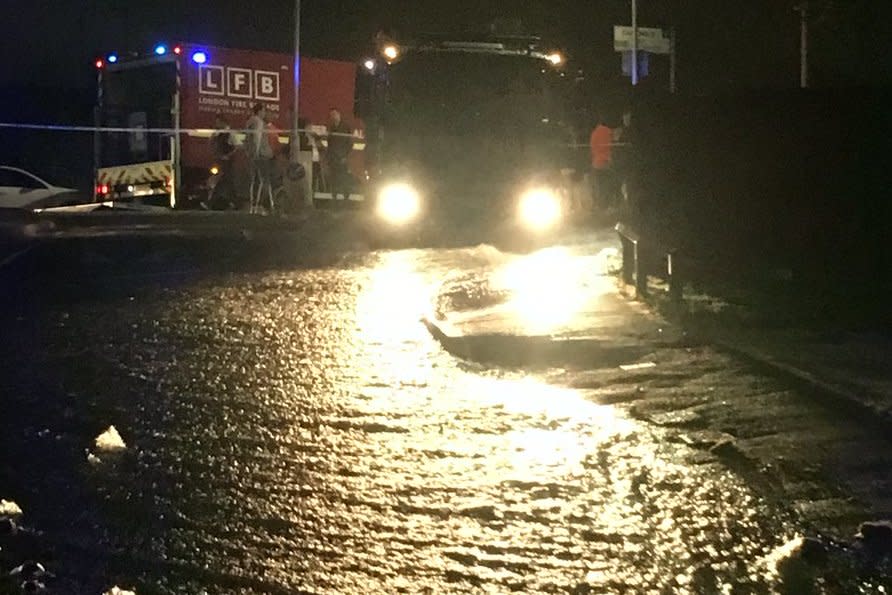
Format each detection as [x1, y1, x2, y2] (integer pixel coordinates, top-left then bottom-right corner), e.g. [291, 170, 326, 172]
[198, 65, 280, 102]
[254, 70, 280, 101]
[227, 68, 252, 98]
[198, 65, 224, 95]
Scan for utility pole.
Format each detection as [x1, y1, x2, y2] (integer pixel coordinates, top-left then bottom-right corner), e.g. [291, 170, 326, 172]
[669, 26, 677, 93]
[291, 0, 301, 163]
[631, 0, 639, 85]
[795, 1, 808, 88]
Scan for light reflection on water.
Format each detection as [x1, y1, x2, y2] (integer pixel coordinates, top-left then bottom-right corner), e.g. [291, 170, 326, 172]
[43, 239, 848, 592]
[355, 249, 439, 343]
[491, 246, 619, 335]
[322, 245, 799, 592]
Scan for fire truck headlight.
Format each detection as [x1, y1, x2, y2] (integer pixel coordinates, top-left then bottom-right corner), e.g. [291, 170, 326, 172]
[377, 183, 420, 225]
[518, 187, 562, 231]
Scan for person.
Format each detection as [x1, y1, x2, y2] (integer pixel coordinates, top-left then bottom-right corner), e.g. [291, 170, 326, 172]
[589, 113, 615, 211]
[297, 118, 320, 207]
[612, 108, 637, 219]
[208, 114, 237, 209]
[307, 122, 325, 196]
[325, 108, 353, 201]
[245, 103, 274, 214]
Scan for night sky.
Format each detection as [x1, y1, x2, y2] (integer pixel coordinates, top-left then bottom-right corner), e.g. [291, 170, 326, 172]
[2, 0, 892, 92]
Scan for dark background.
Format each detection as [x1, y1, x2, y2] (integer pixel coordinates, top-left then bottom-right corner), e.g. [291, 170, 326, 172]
[3, 0, 892, 93]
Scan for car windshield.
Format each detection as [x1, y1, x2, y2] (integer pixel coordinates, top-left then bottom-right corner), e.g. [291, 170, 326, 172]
[0, 168, 43, 189]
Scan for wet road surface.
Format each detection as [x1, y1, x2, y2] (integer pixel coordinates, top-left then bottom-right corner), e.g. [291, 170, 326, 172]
[1, 230, 889, 593]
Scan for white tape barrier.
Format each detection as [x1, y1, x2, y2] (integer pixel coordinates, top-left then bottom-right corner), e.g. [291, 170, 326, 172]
[0, 122, 361, 139]
[0, 122, 633, 150]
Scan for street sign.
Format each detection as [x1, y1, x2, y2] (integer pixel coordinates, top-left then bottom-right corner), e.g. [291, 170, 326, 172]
[614, 26, 672, 54]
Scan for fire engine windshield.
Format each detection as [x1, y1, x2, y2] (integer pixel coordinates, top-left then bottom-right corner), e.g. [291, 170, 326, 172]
[378, 51, 572, 187]
[386, 51, 566, 134]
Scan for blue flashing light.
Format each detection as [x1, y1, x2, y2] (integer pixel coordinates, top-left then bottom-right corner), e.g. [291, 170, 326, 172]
[154, 44, 167, 56]
[107, 54, 118, 64]
[191, 51, 208, 65]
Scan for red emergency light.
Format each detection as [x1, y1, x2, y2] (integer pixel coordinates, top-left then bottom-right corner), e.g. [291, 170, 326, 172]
[96, 183, 109, 196]
[95, 59, 104, 69]
[173, 45, 182, 55]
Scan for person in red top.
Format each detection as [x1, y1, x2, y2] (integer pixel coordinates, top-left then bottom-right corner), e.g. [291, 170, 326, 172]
[589, 114, 616, 210]
[591, 121, 613, 169]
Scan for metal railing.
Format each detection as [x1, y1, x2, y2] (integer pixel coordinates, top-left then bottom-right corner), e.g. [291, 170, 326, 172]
[615, 222, 683, 303]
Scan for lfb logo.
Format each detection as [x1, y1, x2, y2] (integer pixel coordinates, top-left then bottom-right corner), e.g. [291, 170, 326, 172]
[199, 65, 280, 102]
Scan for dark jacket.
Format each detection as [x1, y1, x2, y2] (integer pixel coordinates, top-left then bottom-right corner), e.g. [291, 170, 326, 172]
[326, 120, 353, 162]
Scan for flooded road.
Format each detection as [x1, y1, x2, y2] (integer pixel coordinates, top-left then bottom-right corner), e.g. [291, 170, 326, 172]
[2, 231, 879, 593]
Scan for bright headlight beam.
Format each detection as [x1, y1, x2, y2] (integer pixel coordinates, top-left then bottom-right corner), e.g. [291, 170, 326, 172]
[377, 183, 420, 225]
[519, 188, 562, 231]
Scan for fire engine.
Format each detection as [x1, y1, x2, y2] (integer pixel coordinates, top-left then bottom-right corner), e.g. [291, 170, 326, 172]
[93, 43, 364, 208]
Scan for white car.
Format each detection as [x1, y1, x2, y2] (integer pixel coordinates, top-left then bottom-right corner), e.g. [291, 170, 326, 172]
[0, 166, 82, 210]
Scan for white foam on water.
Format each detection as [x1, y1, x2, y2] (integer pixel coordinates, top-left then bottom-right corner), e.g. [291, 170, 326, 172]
[95, 426, 127, 452]
[461, 243, 508, 266]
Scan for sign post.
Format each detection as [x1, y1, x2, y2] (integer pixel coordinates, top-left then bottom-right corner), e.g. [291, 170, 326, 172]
[795, 1, 808, 88]
[291, 0, 301, 163]
[631, 0, 638, 86]
[670, 27, 677, 93]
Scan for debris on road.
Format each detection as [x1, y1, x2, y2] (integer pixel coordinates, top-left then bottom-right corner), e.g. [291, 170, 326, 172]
[103, 586, 137, 595]
[19, 578, 46, 593]
[857, 520, 892, 553]
[94, 425, 126, 452]
[619, 361, 656, 371]
[0, 500, 23, 517]
[643, 409, 703, 428]
[0, 517, 18, 536]
[8, 560, 47, 579]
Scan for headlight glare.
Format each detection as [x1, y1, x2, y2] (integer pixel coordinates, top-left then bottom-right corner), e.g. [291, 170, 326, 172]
[377, 183, 421, 224]
[518, 187, 562, 231]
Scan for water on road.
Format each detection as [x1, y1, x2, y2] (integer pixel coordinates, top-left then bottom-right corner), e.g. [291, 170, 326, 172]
[2, 232, 837, 593]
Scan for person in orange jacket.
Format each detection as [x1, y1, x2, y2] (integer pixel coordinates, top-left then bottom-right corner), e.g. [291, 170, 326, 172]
[589, 112, 615, 211]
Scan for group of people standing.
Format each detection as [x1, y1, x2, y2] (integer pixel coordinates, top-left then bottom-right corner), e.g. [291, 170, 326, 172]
[208, 104, 355, 212]
[589, 109, 635, 216]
